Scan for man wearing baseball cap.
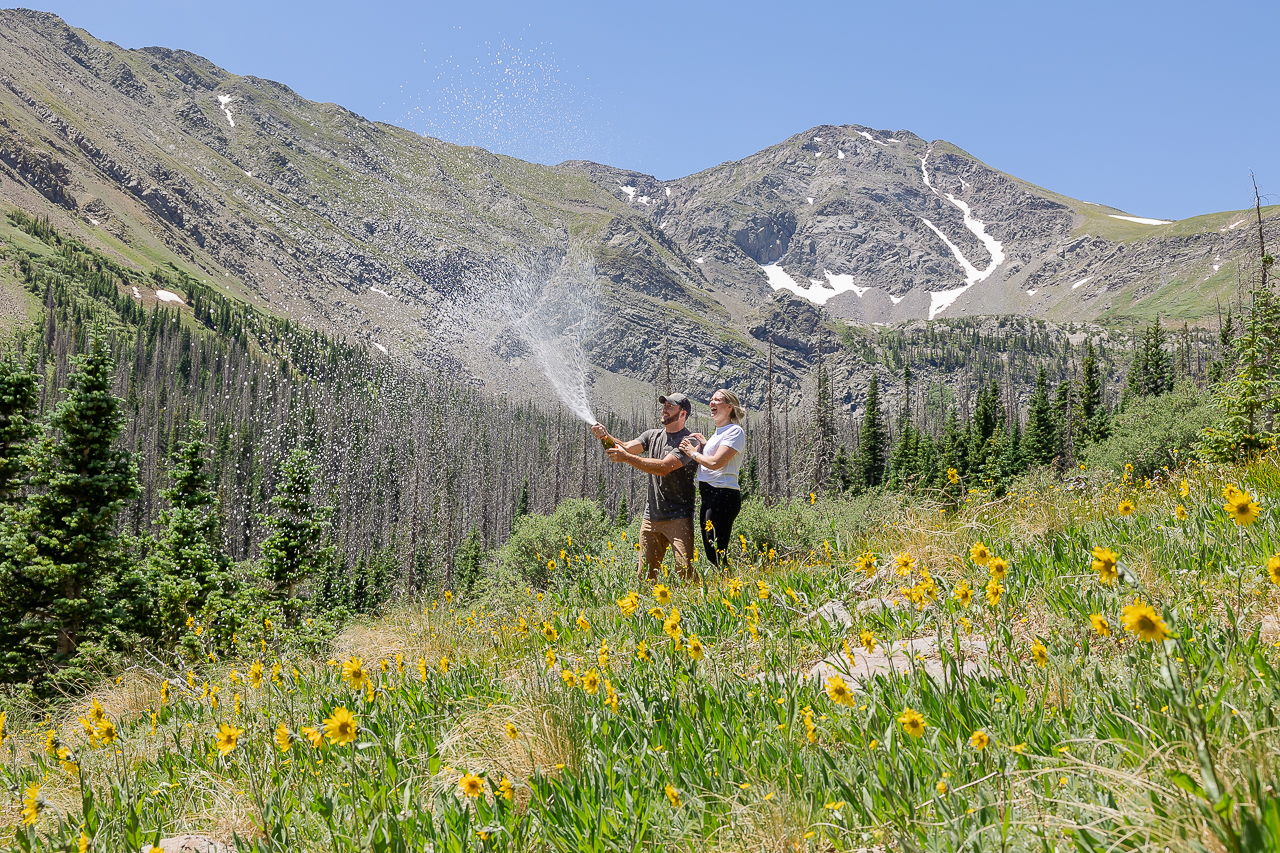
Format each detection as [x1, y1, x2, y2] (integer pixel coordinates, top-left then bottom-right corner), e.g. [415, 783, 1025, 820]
[592, 394, 699, 581]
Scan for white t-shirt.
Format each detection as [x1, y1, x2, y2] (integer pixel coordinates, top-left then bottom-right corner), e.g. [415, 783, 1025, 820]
[696, 423, 746, 490]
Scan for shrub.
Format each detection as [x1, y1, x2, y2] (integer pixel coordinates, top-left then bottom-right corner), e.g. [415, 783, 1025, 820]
[486, 499, 614, 592]
[733, 498, 819, 558]
[1083, 382, 1214, 480]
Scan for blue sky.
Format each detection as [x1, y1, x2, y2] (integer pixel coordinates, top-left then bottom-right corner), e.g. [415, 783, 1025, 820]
[27, 0, 1279, 220]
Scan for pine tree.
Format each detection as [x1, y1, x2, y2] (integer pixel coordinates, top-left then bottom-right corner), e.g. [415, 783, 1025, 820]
[1078, 338, 1105, 443]
[1124, 318, 1174, 404]
[5, 337, 139, 678]
[258, 447, 334, 626]
[1199, 187, 1280, 462]
[0, 357, 39, 504]
[455, 528, 485, 595]
[857, 373, 887, 488]
[149, 419, 228, 646]
[811, 345, 836, 490]
[1024, 367, 1058, 467]
[515, 477, 530, 524]
[830, 445, 854, 494]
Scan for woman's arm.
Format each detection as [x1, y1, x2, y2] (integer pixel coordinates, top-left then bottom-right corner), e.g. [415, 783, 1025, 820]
[693, 443, 738, 472]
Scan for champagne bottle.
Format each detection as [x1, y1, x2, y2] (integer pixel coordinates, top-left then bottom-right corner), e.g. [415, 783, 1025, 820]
[600, 434, 616, 449]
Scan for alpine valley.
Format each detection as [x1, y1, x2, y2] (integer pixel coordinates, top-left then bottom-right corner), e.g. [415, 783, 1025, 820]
[0, 7, 1275, 413]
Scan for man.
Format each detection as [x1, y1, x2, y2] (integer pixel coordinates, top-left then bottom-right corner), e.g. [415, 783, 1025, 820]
[592, 394, 699, 581]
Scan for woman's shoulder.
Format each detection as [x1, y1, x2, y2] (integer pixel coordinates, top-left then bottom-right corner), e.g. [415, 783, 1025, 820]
[719, 423, 746, 441]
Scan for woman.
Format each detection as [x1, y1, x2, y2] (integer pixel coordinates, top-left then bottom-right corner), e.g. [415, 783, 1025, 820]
[680, 390, 746, 568]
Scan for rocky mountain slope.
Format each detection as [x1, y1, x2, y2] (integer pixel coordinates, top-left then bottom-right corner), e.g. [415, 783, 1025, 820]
[0, 9, 1273, 415]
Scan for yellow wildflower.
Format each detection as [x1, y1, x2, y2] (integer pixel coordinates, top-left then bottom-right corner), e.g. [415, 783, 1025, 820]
[984, 577, 1003, 607]
[969, 729, 990, 751]
[1223, 488, 1261, 526]
[825, 674, 854, 706]
[1091, 547, 1118, 585]
[1031, 640, 1048, 668]
[665, 784, 681, 808]
[342, 658, 369, 691]
[323, 707, 358, 746]
[1121, 599, 1170, 642]
[21, 783, 44, 826]
[1090, 613, 1111, 637]
[214, 722, 244, 757]
[860, 630, 877, 653]
[898, 707, 926, 738]
[616, 591, 640, 616]
[653, 584, 672, 605]
[605, 679, 619, 712]
[459, 772, 484, 798]
[969, 542, 992, 566]
[582, 668, 601, 695]
[1267, 555, 1280, 587]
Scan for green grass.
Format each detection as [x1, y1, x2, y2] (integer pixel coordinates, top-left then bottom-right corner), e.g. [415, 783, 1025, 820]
[4, 456, 1280, 851]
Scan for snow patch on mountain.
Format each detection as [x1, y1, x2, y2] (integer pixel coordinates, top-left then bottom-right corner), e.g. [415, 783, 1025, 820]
[217, 94, 235, 128]
[760, 265, 870, 305]
[1108, 214, 1172, 225]
[918, 149, 1006, 319]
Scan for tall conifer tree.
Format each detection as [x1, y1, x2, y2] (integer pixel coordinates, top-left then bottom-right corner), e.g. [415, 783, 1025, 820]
[1024, 367, 1058, 467]
[858, 373, 887, 488]
[9, 337, 139, 672]
[259, 448, 334, 626]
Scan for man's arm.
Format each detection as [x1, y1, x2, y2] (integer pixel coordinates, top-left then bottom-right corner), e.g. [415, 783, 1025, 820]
[611, 450, 684, 476]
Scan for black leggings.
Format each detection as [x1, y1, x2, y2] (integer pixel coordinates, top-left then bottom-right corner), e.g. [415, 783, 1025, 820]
[699, 482, 742, 568]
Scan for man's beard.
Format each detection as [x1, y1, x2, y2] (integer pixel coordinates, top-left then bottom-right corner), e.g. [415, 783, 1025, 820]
[661, 411, 679, 426]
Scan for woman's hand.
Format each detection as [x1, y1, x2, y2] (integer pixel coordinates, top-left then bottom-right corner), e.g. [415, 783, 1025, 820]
[689, 433, 706, 443]
[678, 438, 699, 458]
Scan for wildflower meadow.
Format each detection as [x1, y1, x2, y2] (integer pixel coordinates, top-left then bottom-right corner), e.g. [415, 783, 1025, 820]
[3, 454, 1280, 852]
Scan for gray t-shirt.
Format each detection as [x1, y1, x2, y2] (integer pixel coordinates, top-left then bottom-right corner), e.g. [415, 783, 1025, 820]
[638, 427, 697, 521]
